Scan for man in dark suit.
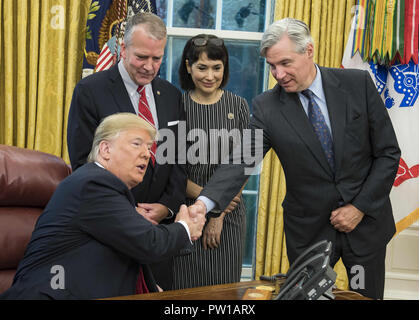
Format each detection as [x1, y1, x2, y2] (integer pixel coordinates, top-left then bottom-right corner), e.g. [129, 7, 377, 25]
[190, 18, 400, 299]
[67, 12, 186, 290]
[0, 113, 205, 300]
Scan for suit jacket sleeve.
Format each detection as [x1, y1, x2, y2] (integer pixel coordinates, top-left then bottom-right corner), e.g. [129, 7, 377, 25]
[67, 82, 99, 171]
[350, 71, 400, 217]
[200, 96, 271, 211]
[74, 177, 191, 264]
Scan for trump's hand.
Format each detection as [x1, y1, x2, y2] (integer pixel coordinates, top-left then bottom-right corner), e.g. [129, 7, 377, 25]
[330, 204, 364, 233]
[176, 204, 206, 241]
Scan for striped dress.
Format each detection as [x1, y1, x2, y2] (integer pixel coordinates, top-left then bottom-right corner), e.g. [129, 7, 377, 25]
[172, 90, 250, 289]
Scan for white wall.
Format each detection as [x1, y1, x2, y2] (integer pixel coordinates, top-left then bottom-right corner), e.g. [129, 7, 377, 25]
[385, 221, 419, 300]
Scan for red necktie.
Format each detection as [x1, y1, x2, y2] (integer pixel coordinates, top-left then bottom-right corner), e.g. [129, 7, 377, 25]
[137, 85, 156, 166]
[135, 266, 149, 294]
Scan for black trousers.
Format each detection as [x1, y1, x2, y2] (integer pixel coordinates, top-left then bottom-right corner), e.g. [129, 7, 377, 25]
[330, 232, 387, 300]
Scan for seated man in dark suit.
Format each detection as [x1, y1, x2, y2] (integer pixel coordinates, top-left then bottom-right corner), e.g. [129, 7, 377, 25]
[67, 11, 187, 291]
[0, 113, 205, 300]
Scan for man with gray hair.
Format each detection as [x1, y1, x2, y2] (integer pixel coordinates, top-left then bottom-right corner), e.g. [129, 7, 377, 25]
[191, 18, 400, 299]
[1, 113, 205, 300]
[67, 12, 186, 290]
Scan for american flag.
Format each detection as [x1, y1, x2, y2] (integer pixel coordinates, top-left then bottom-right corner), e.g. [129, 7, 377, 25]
[95, 0, 157, 72]
[95, 39, 118, 72]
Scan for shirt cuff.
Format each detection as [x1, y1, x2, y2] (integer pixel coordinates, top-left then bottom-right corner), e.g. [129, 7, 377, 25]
[165, 207, 175, 219]
[177, 220, 192, 244]
[197, 195, 216, 213]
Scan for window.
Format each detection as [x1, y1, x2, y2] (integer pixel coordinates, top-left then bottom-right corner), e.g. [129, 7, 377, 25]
[157, 0, 273, 275]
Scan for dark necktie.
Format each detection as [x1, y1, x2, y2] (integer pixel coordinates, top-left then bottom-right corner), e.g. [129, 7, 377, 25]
[137, 85, 156, 166]
[301, 89, 335, 172]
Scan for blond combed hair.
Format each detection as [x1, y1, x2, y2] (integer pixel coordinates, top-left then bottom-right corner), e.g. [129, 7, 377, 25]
[87, 112, 156, 163]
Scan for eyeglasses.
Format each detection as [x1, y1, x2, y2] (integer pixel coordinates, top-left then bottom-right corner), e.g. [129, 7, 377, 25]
[192, 37, 224, 47]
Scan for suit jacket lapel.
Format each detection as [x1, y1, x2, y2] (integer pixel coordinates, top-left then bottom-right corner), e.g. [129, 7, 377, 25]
[319, 67, 347, 175]
[277, 86, 334, 176]
[151, 78, 168, 131]
[150, 78, 168, 174]
[108, 65, 136, 113]
[91, 162, 137, 206]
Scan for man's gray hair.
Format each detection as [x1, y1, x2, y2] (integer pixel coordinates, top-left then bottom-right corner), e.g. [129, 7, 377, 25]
[260, 18, 314, 57]
[124, 12, 167, 47]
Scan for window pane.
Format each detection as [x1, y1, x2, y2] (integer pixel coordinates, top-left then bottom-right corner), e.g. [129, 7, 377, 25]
[173, 0, 216, 29]
[223, 39, 265, 113]
[242, 175, 260, 266]
[156, 0, 168, 23]
[161, 37, 187, 89]
[222, 0, 266, 32]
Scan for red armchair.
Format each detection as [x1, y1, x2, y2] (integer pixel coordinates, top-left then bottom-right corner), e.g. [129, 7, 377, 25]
[0, 145, 71, 294]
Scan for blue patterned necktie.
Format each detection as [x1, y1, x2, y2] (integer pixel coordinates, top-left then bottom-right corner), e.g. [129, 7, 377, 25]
[302, 89, 335, 172]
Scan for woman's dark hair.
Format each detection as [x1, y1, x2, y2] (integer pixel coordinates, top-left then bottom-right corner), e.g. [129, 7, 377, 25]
[178, 34, 230, 90]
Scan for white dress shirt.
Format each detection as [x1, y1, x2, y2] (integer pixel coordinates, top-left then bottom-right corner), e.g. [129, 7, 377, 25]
[118, 60, 159, 129]
[297, 64, 332, 136]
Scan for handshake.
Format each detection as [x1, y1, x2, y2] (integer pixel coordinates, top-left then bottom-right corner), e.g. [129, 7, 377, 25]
[175, 200, 207, 241]
[137, 194, 241, 242]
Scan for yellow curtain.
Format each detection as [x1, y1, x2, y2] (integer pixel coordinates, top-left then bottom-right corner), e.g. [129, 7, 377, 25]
[0, 0, 90, 162]
[255, 0, 356, 290]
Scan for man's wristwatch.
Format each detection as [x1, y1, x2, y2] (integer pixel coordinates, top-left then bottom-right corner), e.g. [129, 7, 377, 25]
[207, 209, 222, 218]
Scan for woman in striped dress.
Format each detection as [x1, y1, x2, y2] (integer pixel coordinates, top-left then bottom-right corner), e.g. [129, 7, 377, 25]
[172, 34, 250, 289]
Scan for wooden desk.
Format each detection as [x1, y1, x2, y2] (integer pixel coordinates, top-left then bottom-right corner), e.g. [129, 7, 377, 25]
[104, 280, 370, 300]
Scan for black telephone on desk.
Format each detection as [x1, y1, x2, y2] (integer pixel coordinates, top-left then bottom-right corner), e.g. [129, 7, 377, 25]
[274, 240, 337, 300]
